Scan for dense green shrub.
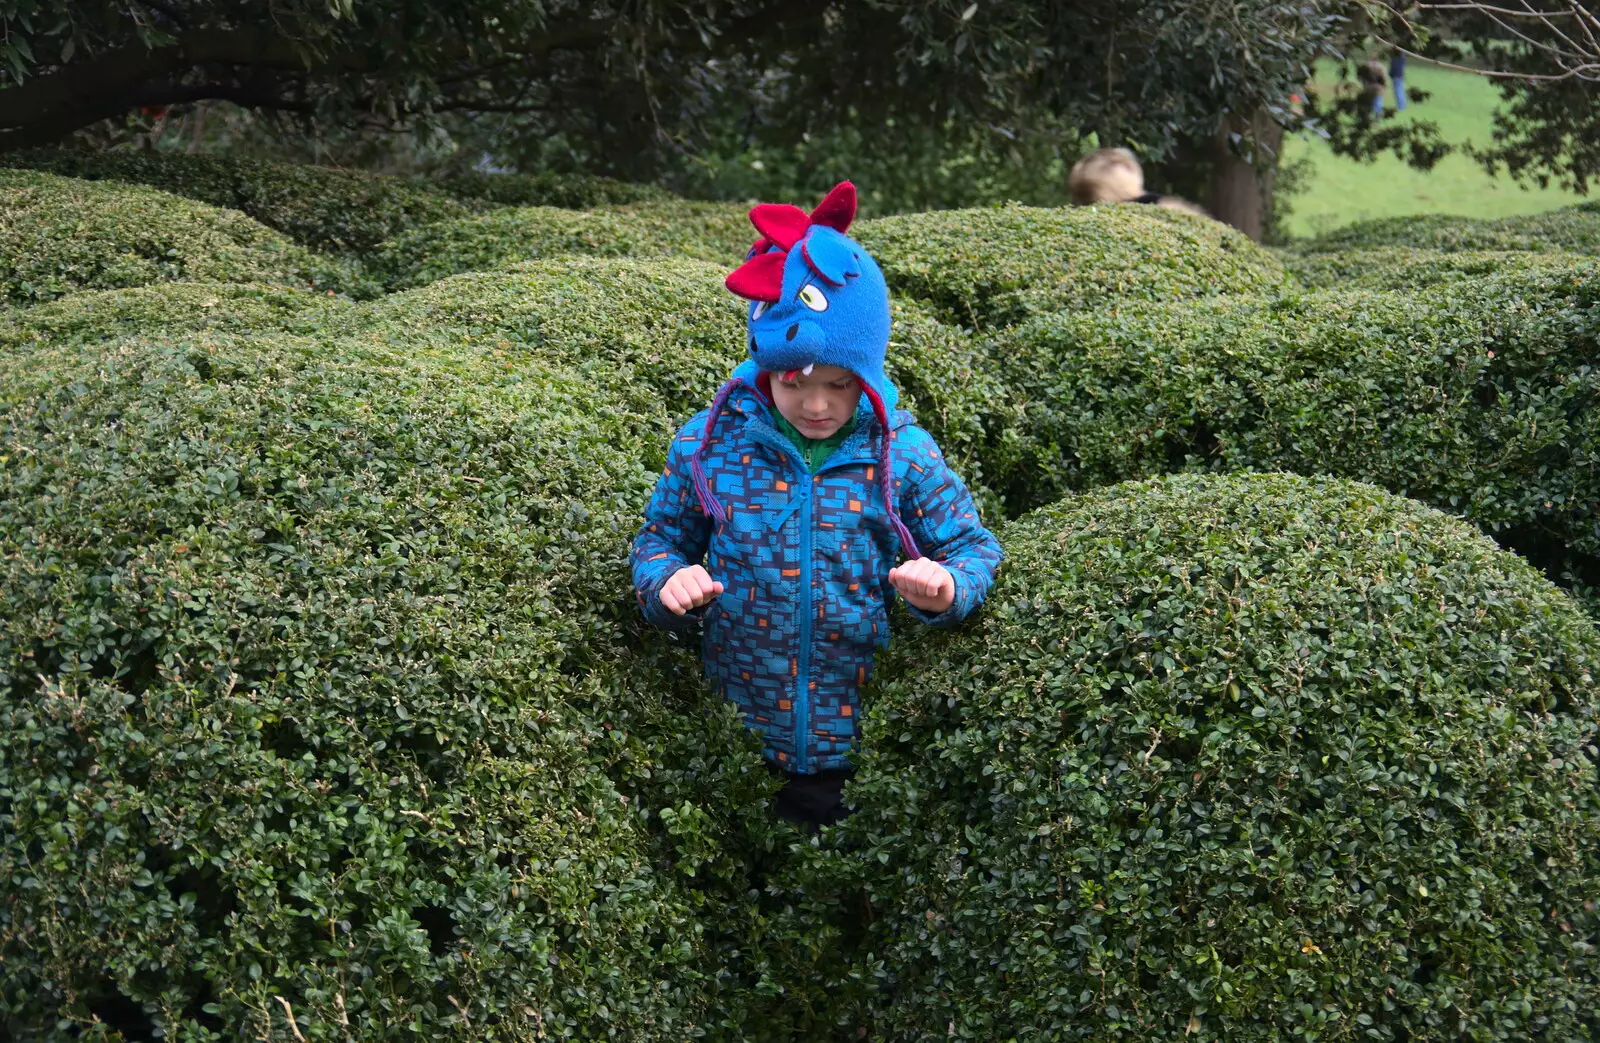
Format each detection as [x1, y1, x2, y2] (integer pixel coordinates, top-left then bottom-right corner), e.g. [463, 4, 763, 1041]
[1284, 246, 1597, 291]
[369, 201, 751, 291]
[1294, 201, 1600, 256]
[853, 203, 1289, 329]
[7, 155, 1600, 1039]
[424, 169, 673, 209]
[820, 471, 1600, 1040]
[2, 150, 474, 253]
[347, 257, 745, 443]
[340, 258, 1009, 518]
[0, 282, 346, 352]
[982, 271, 1600, 613]
[0, 326, 785, 1040]
[885, 298, 1020, 522]
[0, 171, 362, 305]
[603, 199, 755, 254]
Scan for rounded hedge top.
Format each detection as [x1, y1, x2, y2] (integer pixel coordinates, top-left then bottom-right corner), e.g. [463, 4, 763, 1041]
[0, 324, 774, 1039]
[0, 282, 344, 353]
[3, 150, 678, 255]
[425, 169, 673, 209]
[346, 257, 744, 435]
[1294, 202, 1600, 256]
[1283, 245, 1598, 292]
[831, 471, 1600, 1040]
[853, 202, 1288, 329]
[3, 149, 475, 253]
[367, 201, 751, 291]
[0, 170, 358, 305]
[979, 274, 1600, 570]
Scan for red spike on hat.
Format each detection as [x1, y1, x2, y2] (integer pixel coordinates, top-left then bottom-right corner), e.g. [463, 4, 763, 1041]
[809, 181, 856, 232]
[725, 181, 859, 301]
[749, 204, 811, 250]
[724, 249, 785, 302]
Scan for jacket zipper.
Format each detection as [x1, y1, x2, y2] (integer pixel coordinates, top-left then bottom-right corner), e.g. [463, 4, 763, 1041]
[796, 474, 814, 773]
[795, 449, 886, 773]
[744, 417, 893, 773]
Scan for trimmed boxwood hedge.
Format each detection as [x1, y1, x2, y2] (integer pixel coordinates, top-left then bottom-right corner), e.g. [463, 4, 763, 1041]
[2, 150, 676, 255]
[1284, 246, 1597, 291]
[981, 270, 1600, 614]
[0, 282, 345, 353]
[0, 170, 362, 305]
[885, 298, 1020, 522]
[345, 256, 745, 432]
[342, 258, 1008, 519]
[7, 154, 1600, 1039]
[0, 326, 787, 1040]
[423, 170, 672, 209]
[818, 471, 1600, 1041]
[602, 200, 755, 253]
[1294, 201, 1600, 256]
[2, 150, 476, 254]
[368, 201, 752, 291]
[853, 203, 1289, 329]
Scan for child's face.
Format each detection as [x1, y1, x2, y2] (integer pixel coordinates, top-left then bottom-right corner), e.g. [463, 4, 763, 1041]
[770, 364, 862, 440]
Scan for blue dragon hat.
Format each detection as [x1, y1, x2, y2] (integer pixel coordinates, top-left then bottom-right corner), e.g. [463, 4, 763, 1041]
[690, 181, 920, 559]
[723, 181, 896, 415]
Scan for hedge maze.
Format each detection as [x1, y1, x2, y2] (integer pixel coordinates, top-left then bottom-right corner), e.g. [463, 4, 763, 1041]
[2, 153, 1597, 1041]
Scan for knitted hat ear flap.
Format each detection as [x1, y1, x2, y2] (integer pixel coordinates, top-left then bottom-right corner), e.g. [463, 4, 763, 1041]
[856, 382, 921, 561]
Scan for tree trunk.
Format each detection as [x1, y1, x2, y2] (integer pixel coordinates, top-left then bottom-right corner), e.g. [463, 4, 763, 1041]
[1207, 108, 1284, 242]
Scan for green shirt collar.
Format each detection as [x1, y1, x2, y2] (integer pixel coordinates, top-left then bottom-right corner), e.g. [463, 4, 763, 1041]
[770, 409, 857, 473]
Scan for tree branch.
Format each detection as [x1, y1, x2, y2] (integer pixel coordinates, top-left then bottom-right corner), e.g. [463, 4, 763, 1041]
[1371, 1, 1600, 81]
[0, 77, 310, 150]
[131, 0, 191, 30]
[1370, 33, 1600, 81]
[0, 28, 366, 130]
[0, 14, 619, 150]
[715, 0, 835, 46]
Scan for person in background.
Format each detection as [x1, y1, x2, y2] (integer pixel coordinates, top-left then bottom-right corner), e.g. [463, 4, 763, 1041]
[1358, 58, 1390, 115]
[1067, 147, 1209, 217]
[1388, 50, 1408, 112]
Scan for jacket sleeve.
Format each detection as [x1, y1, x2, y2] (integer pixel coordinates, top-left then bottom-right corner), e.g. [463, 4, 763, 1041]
[630, 416, 715, 632]
[896, 430, 1003, 628]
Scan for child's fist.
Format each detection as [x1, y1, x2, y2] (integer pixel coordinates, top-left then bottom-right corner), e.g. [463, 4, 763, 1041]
[660, 565, 724, 615]
[888, 557, 955, 614]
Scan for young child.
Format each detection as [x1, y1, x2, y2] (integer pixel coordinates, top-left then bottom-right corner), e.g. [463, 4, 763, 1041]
[630, 181, 1002, 830]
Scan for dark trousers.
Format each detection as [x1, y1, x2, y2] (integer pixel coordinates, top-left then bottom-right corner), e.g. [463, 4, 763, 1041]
[770, 765, 855, 831]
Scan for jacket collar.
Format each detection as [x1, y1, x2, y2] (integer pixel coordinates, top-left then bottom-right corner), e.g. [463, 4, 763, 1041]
[719, 382, 910, 472]
[721, 381, 912, 435]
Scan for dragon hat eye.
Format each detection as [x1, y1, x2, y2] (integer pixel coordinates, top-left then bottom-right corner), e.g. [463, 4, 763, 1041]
[797, 284, 829, 312]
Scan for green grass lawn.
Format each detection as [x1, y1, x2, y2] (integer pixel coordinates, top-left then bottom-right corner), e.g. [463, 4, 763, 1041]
[1280, 60, 1588, 240]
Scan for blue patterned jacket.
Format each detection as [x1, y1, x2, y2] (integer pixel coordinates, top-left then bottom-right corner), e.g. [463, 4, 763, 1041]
[631, 382, 1003, 773]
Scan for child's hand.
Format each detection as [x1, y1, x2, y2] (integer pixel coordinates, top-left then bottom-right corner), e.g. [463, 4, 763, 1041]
[889, 557, 955, 614]
[660, 565, 724, 616]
